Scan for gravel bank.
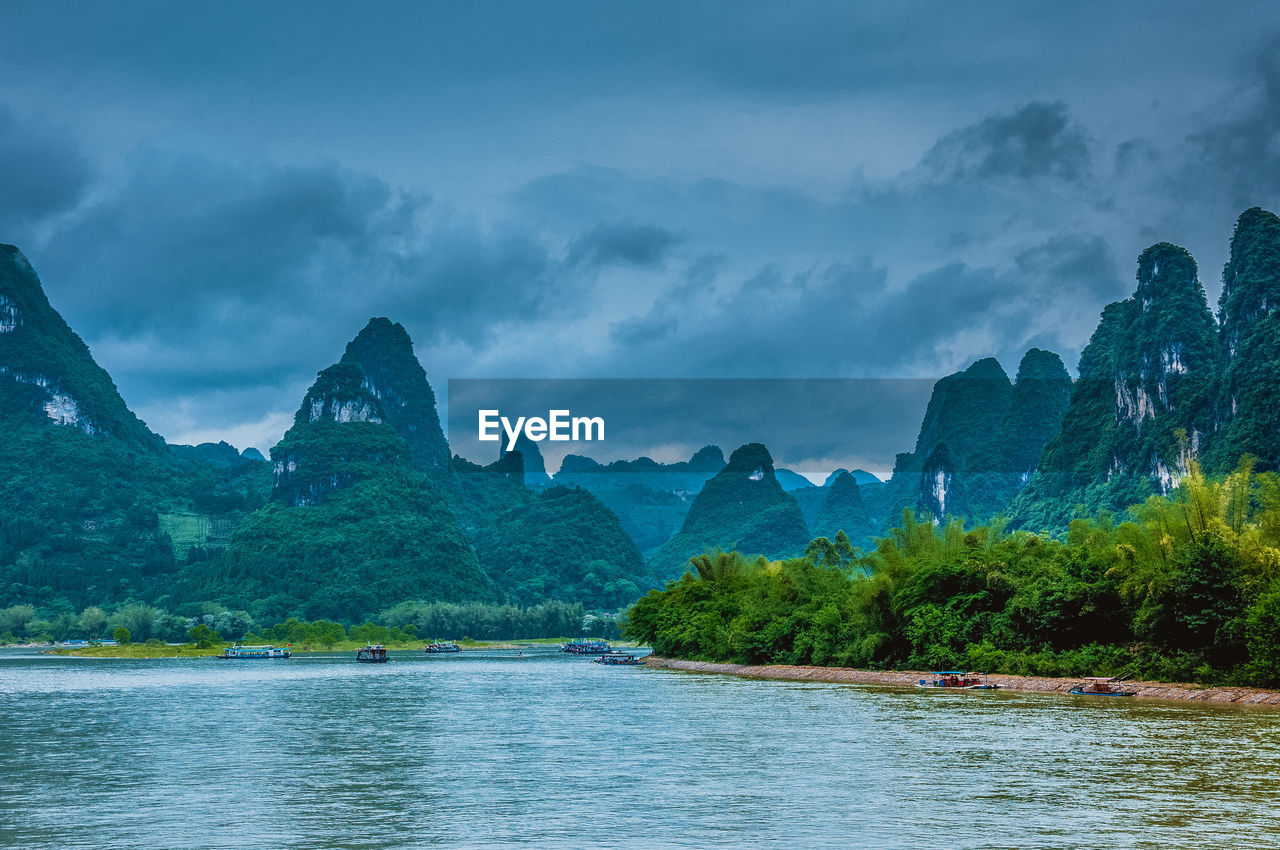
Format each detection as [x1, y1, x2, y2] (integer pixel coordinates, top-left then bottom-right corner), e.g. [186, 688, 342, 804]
[642, 656, 1280, 706]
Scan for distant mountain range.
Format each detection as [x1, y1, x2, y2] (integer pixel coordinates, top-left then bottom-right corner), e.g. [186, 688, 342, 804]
[3, 206, 1279, 619]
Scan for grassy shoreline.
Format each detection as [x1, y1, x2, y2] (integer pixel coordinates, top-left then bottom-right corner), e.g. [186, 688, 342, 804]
[39, 637, 639, 658]
[642, 657, 1280, 708]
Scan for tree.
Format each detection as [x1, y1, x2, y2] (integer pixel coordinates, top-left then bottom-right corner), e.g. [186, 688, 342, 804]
[79, 606, 108, 638]
[113, 626, 131, 645]
[187, 623, 222, 648]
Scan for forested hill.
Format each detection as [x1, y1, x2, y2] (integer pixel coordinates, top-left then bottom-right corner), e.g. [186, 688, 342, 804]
[646, 443, 811, 580]
[879, 349, 1071, 527]
[188, 317, 655, 622]
[6, 206, 1280, 633]
[0, 247, 268, 611]
[1013, 207, 1280, 531]
[0, 244, 163, 449]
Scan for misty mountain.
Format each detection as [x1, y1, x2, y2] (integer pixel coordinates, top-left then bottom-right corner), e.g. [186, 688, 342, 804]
[647, 442, 811, 580]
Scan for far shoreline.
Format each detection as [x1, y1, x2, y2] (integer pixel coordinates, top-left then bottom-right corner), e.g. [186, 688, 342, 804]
[642, 656, 1280, 708]
[29, 637, 638, 659]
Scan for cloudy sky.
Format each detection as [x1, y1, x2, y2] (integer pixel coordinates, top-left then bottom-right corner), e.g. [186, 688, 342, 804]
[3, 2, 1278, 470]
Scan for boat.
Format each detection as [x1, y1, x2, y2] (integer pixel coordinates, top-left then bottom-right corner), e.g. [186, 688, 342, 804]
[561, 638, 612, 655]
[916, 671, 1000, 690]
[593, 651, 644, 666]
[215, 644, 291, 660]
[356, 644, 388, 663]
[1070, 676, 1137, 697]
[424, 641, 461, 654]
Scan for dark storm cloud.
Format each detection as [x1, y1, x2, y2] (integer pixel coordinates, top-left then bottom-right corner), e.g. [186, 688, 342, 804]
[38, 147, 562, 344]
[919, 101, 1093, 184]
[1186, 35, 1280, 210]
[26, 146, 577, 441]
[593, 232, 1123, 383]
[2, 2, 1277, 462]
[566, 222, 682, 269]
[0, 105, 93, 228]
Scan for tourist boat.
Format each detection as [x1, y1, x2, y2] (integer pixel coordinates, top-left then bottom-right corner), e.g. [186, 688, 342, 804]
[561, 638, 612, 655]
[917, 671, 1000, 690]
[356, 644, 388, 663]
[424, 641, 461, 654]
[593, 651, 644, 666]
[1070, 676, 1137, 697]
[216, 644, 291, 660]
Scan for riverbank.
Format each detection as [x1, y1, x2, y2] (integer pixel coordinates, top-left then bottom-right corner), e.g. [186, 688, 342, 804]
[642, 657, 1280, 707]
[44, 644, 223, 658]
[42, 637, 637, 658]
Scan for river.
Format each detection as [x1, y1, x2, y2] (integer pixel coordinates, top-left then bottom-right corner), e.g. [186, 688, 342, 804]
[2, 647, 1278, 847]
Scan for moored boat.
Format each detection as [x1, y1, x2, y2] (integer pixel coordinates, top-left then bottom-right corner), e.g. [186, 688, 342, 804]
[1070, 676, 1137, 697]
[216, 644, 291, 660]
[424, 641, 461, 654]
[917, 671, 999, 690]
[561, 638, 612, 654]
[593, 651, 644, 666]
[356, 644, 388, 663]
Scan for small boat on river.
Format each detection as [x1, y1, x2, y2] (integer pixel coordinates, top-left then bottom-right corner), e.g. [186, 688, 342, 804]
[593, 651, 644, 666]
[562, 639, 612, 654]
[216, 644, 291, 660]
[917, 671, 999, 690]
[424, 641, 461, 654]
[1070, 676, 1137, 697]
[356, 644, 388, 663]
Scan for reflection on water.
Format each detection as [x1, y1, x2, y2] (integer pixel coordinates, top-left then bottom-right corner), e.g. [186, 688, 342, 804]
[1, 647, 1278, 848]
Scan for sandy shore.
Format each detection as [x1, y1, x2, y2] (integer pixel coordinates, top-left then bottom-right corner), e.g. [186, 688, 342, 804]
[642, 656, 1280, 707]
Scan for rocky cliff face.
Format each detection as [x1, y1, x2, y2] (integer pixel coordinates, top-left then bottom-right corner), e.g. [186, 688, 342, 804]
[647, 442, 810, 579]
[270, 362, 406, 506]
[0, 244, 163, 449]
[339, 317, 451, 475]
[269, 320, 461, 505]
[1014, 242, 1219, 529]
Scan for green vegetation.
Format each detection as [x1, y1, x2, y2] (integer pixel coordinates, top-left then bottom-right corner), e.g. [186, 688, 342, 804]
[197, 468, 498, 622]
[881, 351, 1071, 528]
[1208, 208, 1280, 472]
[647, 443, 810, 581]
[48, 643, 226, 658]
[378, 598, 621, 640]
[2, 598, 620, 649]
[1016, 243, 1220, 528]
[339, 317, 452, 476]
[628, 457, 1280, 687]
[474, 486, 650, 608]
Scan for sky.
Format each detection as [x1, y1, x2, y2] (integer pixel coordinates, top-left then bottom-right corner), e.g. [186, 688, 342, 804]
[2, 1, 1279, 472]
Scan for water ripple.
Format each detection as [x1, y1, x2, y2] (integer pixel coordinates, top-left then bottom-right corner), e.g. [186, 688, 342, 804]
[2, 649, 1279, 848]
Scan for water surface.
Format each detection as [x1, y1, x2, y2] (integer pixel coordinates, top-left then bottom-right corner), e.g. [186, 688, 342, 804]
[2, 648, 1278, 848]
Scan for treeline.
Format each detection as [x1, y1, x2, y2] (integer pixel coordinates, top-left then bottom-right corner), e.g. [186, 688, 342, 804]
[626, 456, 1280, 687]
[377, 599, 621, 640]
[0, 602, 211, 645]
[1, 598, 620, 645]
